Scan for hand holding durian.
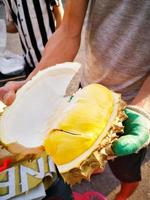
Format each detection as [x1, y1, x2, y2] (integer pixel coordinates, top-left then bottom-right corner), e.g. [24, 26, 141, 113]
[0, 62, 149, 185]
[112, 106, 150, 156]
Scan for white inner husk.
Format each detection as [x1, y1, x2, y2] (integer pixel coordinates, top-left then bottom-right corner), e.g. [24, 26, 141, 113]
[0, 62, 80, 147]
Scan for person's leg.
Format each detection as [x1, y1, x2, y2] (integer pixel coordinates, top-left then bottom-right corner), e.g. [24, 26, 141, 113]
[108, 148, 147, 200]
[115, 182, 139, 200]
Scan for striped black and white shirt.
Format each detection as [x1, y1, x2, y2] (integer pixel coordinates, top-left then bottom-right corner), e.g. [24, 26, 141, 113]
[4, 0, 58, 69]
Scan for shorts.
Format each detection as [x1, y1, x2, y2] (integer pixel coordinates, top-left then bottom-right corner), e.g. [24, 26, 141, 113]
[108, 148, 147, 183]
[43, 174, 73, 200]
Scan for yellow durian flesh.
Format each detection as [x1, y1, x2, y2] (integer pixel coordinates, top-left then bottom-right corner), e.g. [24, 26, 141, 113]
[44, 84, 127, 185]
[45, 130, 96, 165]
[44, 84, 114, 165]
[59, 84, 114, 136]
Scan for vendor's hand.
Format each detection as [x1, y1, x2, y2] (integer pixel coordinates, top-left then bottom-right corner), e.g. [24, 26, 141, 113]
[0, 81, 25, 106]
[112, 106, 150, 156]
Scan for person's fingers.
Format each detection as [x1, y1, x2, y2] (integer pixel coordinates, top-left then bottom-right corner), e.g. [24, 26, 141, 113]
[6, 81, 26, 93]
[0, 88, 8, 102]
[0, 81, 24, 105]
[3, 91, 16, 106]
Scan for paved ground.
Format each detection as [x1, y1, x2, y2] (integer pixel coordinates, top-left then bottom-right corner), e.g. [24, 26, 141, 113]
[5, 16, 150, 200]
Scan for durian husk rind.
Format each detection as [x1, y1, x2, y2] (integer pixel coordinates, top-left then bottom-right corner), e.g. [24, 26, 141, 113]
[0, 141, 44, 165]
[59, 100, 127, 186]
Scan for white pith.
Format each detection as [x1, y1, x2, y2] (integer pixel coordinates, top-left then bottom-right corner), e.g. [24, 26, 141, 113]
[0, 62, 80, 147]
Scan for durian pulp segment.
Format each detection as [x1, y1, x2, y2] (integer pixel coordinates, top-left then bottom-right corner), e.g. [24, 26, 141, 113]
[0, 63, 80, 147]
[57, 92, 120, 173]
[44, 84, 121, 172]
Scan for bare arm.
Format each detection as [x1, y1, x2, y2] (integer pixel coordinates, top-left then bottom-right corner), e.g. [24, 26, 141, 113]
[4, 1, 18, 33]
[27, 0, 89, 80]
[131, 75, 150, 112]
[52, 2, 64, 29]
[6, 21, 18, 33]
[0, 0, 89, 106]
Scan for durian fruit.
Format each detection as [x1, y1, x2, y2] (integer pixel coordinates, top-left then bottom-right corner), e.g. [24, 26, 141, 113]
[0, 62, 80, 163]
[44, 84, 127, 185]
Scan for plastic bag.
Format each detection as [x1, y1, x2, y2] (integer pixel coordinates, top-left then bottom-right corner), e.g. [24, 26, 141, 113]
[0, 51, 26, 86]
[0, 50, 25, 75]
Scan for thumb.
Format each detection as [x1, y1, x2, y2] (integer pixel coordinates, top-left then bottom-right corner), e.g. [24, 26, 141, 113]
[3, 91, 16, 106]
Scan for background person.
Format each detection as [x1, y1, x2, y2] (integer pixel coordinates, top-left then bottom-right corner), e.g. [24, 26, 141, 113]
[0, 1, 73, 200]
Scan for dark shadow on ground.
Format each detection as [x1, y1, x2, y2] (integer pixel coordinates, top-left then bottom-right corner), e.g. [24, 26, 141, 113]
[72, 146, 150, 196]
[144, 146, 150, 162]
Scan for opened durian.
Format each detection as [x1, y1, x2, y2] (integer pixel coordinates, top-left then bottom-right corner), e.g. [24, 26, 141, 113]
[44, 84, 127, 185]
[0, 62, 80, 163]
[0, 62, 126, 186]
